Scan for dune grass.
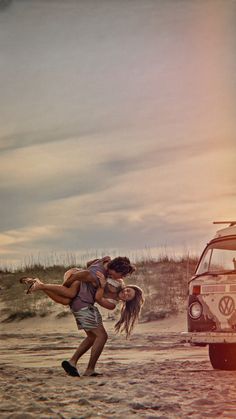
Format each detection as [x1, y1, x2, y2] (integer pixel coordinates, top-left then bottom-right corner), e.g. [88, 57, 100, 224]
[0, 254, 198, 323]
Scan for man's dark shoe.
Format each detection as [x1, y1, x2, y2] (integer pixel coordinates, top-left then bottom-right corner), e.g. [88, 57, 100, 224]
[61, 360, 80, 377]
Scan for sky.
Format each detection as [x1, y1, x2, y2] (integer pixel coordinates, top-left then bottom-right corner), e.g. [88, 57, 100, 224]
[0, 0, 236, 267]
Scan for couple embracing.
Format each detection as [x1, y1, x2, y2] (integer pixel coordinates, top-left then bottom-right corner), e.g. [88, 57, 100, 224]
[21, 256, 144, 377]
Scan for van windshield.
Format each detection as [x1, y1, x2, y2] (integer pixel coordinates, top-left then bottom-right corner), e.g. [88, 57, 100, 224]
[196, 238, 236, 275]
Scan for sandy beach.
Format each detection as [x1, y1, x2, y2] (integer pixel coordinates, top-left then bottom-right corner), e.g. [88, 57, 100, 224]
[1, 313, 236, 419]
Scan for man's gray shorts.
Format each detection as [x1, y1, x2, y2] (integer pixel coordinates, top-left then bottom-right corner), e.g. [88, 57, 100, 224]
[72, 305, 103, 331]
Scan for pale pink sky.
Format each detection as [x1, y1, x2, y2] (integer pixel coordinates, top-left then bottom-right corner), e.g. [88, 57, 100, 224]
[0, 0, 235, 266]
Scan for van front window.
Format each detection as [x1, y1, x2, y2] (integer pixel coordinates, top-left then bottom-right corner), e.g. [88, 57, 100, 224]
[196, 239, 236, 275]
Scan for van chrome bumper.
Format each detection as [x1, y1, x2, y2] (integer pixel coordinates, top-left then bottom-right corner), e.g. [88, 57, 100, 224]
[181, 331, 236, 344]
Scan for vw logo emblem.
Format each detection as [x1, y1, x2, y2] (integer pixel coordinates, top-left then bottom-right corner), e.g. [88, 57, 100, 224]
[219, 296, 235, 316]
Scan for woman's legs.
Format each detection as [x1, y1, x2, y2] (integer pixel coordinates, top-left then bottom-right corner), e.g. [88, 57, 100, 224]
[31, 279, 80, 299]
[21, 277, 80, 305]
[41, 289, 71, 305]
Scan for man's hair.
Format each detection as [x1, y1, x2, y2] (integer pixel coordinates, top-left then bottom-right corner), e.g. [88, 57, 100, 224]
[107, 256, 136, 276]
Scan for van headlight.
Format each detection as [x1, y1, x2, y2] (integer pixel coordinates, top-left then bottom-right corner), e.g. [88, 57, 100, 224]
[189, 302, 202, 319]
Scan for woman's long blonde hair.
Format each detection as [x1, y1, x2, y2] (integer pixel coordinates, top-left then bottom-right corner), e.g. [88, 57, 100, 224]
[114, 285, 144, 337]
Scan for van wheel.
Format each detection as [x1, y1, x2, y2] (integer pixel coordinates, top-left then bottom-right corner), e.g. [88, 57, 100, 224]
[209, 343, 236, 370]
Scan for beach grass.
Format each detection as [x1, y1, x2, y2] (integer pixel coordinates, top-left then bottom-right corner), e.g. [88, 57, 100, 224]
[0, 253, 198, 323]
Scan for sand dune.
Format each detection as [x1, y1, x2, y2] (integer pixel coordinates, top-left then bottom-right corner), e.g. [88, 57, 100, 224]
[1, 313, 236, 418]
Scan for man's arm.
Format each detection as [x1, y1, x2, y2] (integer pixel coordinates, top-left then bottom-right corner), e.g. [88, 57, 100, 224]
[63, 269, 97, 288]
[94, 271, 116, 310]
[96, 296, 116, 310]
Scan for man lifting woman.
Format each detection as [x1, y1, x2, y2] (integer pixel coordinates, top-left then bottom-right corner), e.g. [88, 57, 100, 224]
[20, 256, 144, 377]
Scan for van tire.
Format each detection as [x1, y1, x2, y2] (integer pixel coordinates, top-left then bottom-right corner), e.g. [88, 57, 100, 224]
[209, 343, 236, 370]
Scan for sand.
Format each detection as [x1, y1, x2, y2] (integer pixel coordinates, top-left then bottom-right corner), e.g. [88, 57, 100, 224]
[1, 313, 236, 419]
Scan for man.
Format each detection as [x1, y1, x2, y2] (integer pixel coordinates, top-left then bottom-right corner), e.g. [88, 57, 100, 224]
[21, 256, 135, 377]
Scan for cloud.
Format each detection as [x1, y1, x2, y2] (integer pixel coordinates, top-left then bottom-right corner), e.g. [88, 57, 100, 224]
[0, 135, 235, 241]
[0, 0, 235, 266]
[0, 127, 90, 153]
[0, 224, 58, 252]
